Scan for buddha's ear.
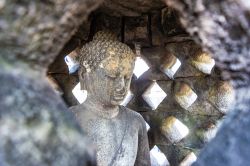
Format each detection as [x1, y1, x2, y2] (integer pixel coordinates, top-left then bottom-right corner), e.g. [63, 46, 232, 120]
[79, 68, 85, 79]
[79, 68, 88, 90]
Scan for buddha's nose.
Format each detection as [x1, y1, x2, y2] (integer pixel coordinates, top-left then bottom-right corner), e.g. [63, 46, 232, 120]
[115, 76, 125, 91]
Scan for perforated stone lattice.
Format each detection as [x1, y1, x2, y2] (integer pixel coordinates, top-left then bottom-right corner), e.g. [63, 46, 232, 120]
[132, 44, 234, 165]
[67, 40, 234, 166]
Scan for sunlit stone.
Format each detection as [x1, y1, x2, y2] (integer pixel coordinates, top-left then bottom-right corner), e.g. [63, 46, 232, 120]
[133, 57, 150, 78]
[150, 145, 170, 166]
[72, 82, 87, 104]
[179, 152, 197, 166]
[161, 116, 189, 143]
[160, 53, 181, 79]
[191, 51, 215, 74]
[142, 81, 167, 110]
[174, 83, 197, 110]
[64, 54, 79, 74]
[120, 90, 134, 106]
[208, 81, 235, 113]
[203, 123, 219, 143]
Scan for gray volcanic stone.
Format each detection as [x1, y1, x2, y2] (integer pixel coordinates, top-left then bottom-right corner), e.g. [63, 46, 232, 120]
[99, 0, 165, 16]
[164, 0, 250, 165]
[193, 98, 250, 166]
[0, 0, 103, 69]
[164, 0, 250, 89]
[0, 59, 95, 166]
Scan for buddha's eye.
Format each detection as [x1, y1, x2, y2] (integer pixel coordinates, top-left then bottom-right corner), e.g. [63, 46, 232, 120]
[106, 74, 116, 79]
[103, 70, 117, 79]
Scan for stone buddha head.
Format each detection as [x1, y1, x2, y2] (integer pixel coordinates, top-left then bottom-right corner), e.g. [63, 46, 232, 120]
[78, 31, 135, 106]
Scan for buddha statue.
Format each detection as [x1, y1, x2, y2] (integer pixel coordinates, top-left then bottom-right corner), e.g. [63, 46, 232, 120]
[70, 31, 150, 166]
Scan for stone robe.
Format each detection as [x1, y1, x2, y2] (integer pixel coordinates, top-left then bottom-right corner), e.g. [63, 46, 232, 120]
[70, 105, 150, 166]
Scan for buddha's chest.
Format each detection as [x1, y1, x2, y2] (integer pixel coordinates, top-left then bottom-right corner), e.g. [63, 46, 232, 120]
[84, 118, 139, 166]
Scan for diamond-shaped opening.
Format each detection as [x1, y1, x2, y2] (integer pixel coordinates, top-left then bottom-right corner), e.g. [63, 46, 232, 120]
[142, 81, 167, 110]
[150, 145, 170, 166]
[133, 56, 150, 78]
[161, 116, 189, 143]
[145, 121, 151, 132]
[72, 82, 87, 104]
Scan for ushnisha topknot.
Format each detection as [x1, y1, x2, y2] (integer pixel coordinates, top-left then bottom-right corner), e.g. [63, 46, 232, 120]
[79, 31, 135, 73]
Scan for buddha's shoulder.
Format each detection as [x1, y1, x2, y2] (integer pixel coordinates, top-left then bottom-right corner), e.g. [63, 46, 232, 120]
[120, 106, 145, 124]
[69, 104, 94, 124]
[69, 104, 88, 115]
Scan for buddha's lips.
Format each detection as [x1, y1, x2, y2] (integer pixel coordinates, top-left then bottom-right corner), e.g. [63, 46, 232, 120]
[113, 91, 126, 100]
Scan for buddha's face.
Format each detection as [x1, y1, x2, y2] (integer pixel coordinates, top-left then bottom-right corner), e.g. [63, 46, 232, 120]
[80, 51, 135, 106]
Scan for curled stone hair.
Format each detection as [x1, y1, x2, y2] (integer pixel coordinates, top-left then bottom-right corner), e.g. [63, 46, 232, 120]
[79, 31, 135, 73]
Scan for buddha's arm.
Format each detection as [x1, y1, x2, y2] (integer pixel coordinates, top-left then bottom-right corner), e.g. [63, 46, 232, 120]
[134, 116, 151, 166]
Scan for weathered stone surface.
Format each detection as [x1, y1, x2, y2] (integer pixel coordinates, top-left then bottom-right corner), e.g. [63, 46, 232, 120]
[193, 104, 250, 166]
[99, 0, 165, 16]
[0, 0, 102, 70]
[0, 59, 95, 166]
[151, 11, 165, 46]
[164, 0, 250, 89]
[0, 1, 104, 164]
[131, 43, 234, 165]
[124, 15, 150, 46]
[93, 13, 122, 40]
[163, 0, 250, 165]
[161, 7, 187, 37]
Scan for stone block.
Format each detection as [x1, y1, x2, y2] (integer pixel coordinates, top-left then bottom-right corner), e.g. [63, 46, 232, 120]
[124, 15, 150, 46]
[208, 81, 235, 113]
[160, 52, 181, 79]
[191, 51, 215, 74]
[161, 116, 189, 143]
[133, 56, 150, 78]
[174, 82, 197, 110]
[94, 13, 122, 39]
[179, 152, 197, 166]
